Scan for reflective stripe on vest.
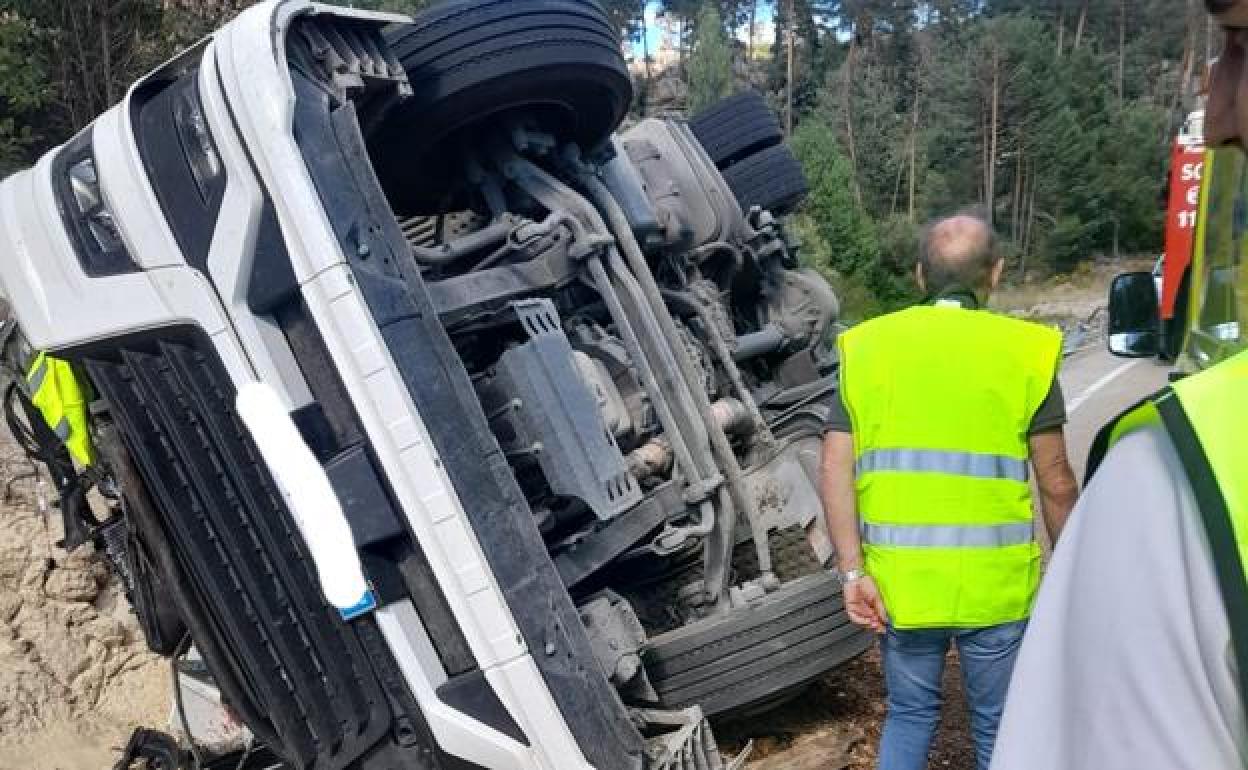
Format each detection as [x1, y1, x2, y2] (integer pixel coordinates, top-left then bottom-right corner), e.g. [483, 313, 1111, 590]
[857, 449, 1030, 482]
[27, 355, 49, 394]
[863, 521, 1036, 548]
[1089, 349, 1248, 709]
[839, 305, 1061, 628]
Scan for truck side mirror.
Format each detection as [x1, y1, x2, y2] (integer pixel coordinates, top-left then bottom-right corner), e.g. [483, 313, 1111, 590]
[1108, 271, 1161, 358]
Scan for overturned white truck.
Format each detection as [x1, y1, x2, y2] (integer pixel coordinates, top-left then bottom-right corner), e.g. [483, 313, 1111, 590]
[0, 2, 867, 768]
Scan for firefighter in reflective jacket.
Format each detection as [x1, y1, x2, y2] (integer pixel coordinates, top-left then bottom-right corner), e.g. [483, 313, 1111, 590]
[26, 352, 93, 467]
[820, 213, 1080, 770]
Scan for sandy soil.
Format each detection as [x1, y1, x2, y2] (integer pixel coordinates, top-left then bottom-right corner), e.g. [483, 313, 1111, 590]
[991, 257, 1152, 325]
[0, 443, 170, 770]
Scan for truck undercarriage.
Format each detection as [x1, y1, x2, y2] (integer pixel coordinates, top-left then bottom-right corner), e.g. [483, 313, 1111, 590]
[0, 3, 869, 768]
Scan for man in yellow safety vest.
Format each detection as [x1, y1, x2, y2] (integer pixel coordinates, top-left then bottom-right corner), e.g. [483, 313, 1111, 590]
[821, 213, 1080, 770]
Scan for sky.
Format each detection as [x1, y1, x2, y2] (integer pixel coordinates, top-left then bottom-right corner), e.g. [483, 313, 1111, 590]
[631, 2, 778, 59]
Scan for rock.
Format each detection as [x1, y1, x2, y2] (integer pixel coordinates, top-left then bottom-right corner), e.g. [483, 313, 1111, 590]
[81, 615, 127, 650]
[0, 474, 172, 768]
[44, 568, 100, 603]
[0, 594, 22, 624]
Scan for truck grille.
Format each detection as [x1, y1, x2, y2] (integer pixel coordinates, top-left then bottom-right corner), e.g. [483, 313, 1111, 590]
[87, 336, 390, 770]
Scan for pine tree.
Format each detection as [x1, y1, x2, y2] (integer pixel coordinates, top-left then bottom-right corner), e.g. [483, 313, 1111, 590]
[688, 4, 734, 112]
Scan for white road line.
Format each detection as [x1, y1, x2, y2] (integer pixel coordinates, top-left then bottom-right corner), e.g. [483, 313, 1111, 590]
[1067, 360, 1142, 415]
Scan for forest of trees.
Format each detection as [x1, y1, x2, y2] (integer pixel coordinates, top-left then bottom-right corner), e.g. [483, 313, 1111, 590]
[622, 0, 1208, 312]
[0, 0, 1211, 313]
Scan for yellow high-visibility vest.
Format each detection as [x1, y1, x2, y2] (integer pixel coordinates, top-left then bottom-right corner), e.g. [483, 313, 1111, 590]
[839, 304, 1062, 628]
[26, 353, 93, 466]
[1090, 349, 1248, 702]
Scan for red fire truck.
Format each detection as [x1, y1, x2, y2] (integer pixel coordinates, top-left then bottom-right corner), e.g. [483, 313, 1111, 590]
[1158, 109, 1205, 359]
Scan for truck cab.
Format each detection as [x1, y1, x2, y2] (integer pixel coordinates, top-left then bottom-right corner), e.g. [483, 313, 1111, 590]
[1157, 109, 1206, 360]
[1110, 139, 1246, 368]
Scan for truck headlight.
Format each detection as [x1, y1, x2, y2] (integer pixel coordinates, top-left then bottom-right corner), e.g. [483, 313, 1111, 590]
[173, 89, 222, 204]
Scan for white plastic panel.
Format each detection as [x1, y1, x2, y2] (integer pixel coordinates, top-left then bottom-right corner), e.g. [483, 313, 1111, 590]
[375, 601, 544, 770]
[197, 44, 313, 410]
[0, 150, 247, 388]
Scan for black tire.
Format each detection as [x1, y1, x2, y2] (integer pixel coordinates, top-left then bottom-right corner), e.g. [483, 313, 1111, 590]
[375, 0, 633, 213]
[642, 573, 872, 717]
[721, 143, 810, 217]
[690, 90, 784, 169]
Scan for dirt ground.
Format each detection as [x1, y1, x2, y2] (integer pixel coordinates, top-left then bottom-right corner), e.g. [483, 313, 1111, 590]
[0, 443, 170, 770]
[990, 257, 1152, 326]
[717, 645, 975, 770]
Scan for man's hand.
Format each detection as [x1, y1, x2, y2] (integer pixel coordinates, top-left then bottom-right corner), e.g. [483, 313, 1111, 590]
[843, 575, 888, 634]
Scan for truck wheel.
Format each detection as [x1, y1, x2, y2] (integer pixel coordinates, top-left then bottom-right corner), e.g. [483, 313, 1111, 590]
[721, 143, 810, 217]
[642, 573, 872, 717]
[375, 0, 633, 213]
[690, 91, 784, 170]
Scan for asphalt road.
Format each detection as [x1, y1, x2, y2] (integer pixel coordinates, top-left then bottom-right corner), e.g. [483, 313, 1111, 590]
[1058, 344, 1172, 482]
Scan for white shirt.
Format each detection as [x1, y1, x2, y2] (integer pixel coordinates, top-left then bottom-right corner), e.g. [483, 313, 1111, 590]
[991, 426, 1246, 770]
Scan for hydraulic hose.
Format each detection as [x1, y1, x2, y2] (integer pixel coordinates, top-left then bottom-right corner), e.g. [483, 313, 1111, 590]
[582, 174, 777, 590]
[407, 219, 514, 266]
[495, 153, 717, 502]
[586, 255, 704, 493]
[661, 289, 774, 445]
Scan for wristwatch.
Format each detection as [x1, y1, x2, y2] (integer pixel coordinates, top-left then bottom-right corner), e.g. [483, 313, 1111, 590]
[838, 568, 867, 584]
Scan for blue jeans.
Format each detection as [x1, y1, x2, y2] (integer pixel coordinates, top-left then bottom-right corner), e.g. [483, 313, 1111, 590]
[877, 620, 1027, 770]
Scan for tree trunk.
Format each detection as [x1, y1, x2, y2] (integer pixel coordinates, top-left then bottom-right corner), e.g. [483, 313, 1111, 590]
[842, 33, 863, 206]
[786, 0, 795, 136]
[908, 79, 921, 223]
[639, 4, 651, 117]
[1117, 0, 1126, 105]
[748, 0, 757, 61]
[908, 116, 918, 223]
[1161, 0, 1197, 149]
[1074, 0, 1089, 50]
[986, 45, 1000, 226]
[679, 16, 686, 67]
[1022, 172, 1037, 276]
[1012, 143, 1024, 243]
[101, 0, 114, 108]
[981, 109, 989, 204]
[1206, 7, 1214, 64]
[1056, 2, 1066, 57]
[65, 2, 99, 122]
[891, 144, 906, 217]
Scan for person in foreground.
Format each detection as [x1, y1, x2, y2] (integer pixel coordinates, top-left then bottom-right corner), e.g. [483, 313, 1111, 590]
[821, 213, 1079, 770]
[988, 354, 1248, 770]
[990, 5, 1248, 768]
